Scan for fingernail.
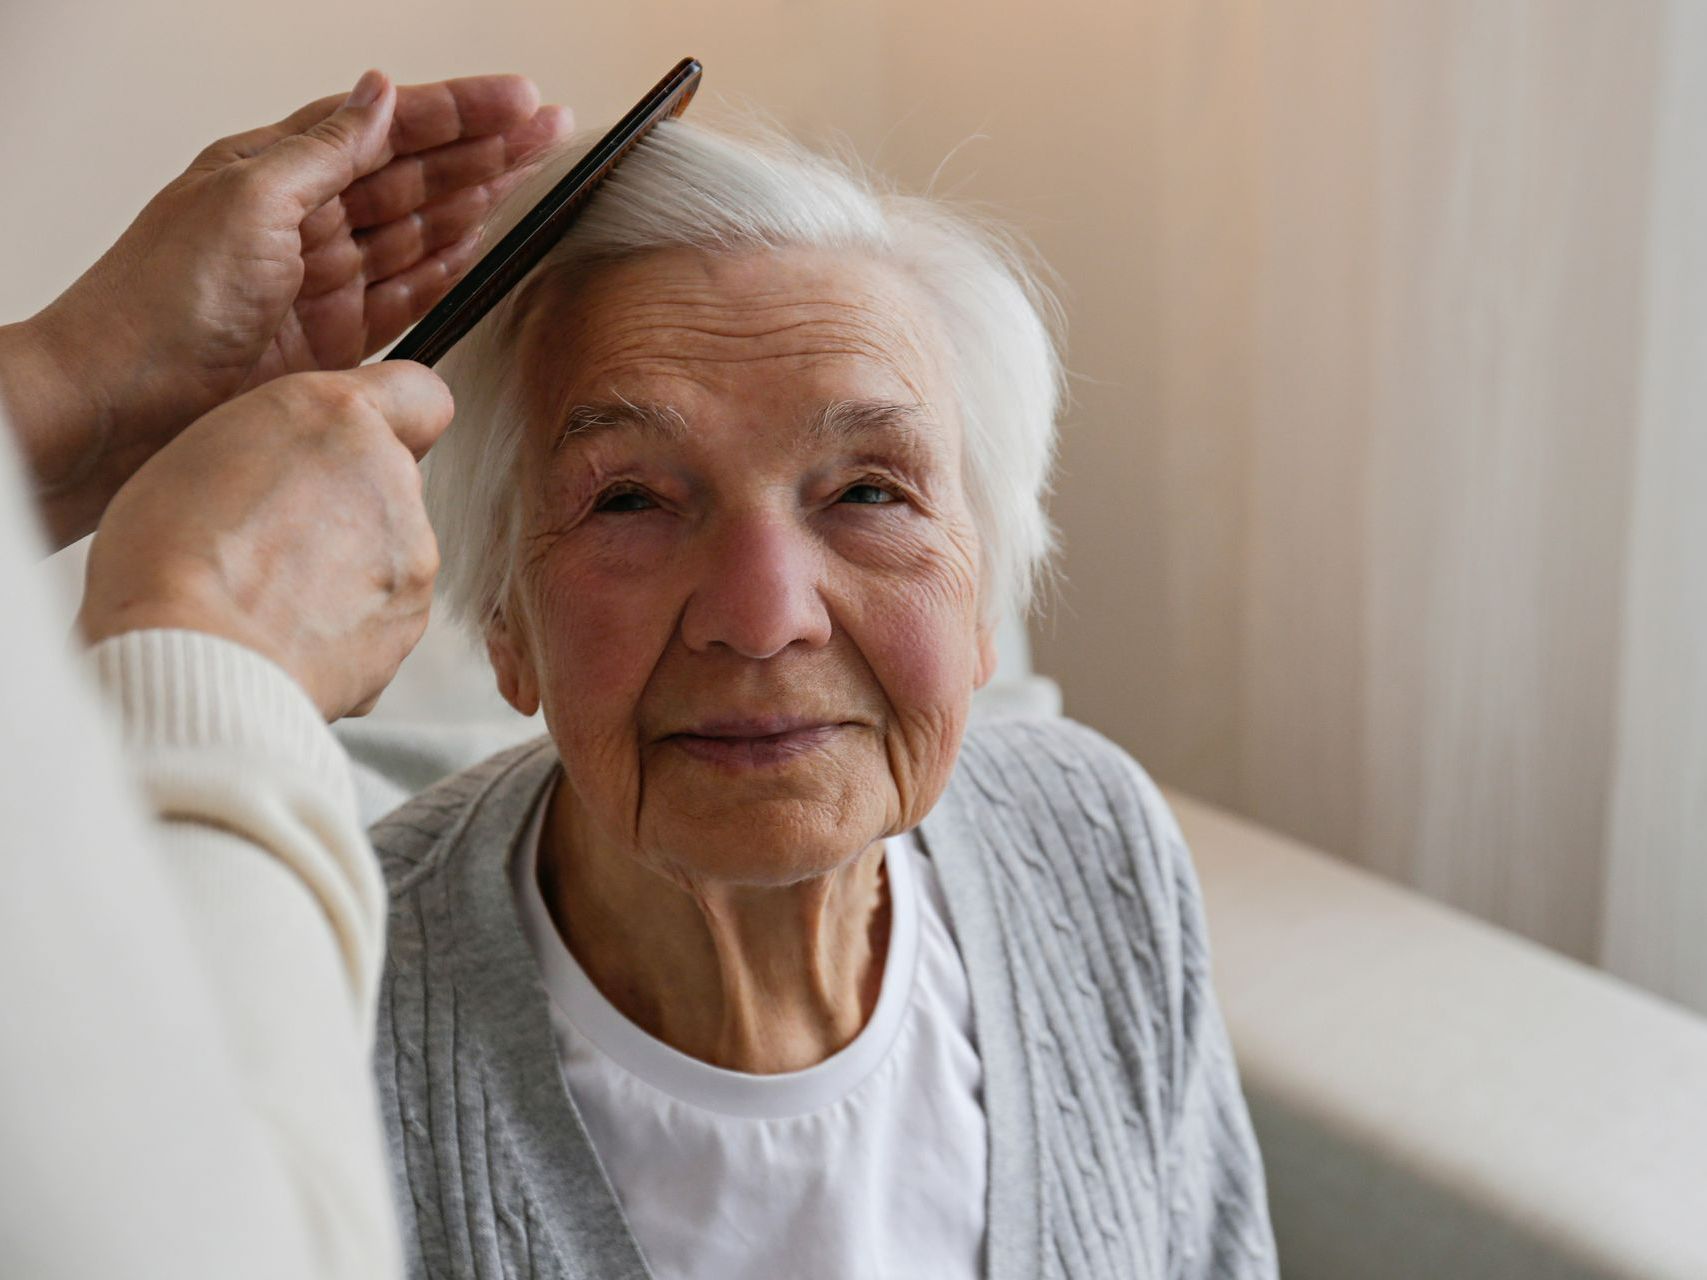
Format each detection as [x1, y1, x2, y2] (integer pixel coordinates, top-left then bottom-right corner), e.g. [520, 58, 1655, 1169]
[344, 69, 385, 109]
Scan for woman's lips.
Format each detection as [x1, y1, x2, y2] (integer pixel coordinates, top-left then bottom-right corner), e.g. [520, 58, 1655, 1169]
[664, 722, 848, 768]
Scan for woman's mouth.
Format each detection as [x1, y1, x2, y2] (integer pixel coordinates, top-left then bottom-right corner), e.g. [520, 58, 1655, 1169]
[664, 720, 849, 768]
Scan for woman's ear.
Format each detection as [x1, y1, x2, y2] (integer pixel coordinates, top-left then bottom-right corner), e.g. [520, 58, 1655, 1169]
[486, 606, 541, 717]
[973, 620, 999, 691]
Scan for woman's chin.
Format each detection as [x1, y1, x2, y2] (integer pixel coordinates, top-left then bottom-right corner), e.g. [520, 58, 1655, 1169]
[639, 796, 890, 888]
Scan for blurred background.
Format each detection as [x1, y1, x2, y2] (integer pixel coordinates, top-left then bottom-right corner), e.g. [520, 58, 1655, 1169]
[3, 0, 1703, 1023]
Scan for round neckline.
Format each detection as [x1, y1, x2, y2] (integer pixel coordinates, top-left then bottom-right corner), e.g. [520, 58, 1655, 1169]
[512, 785, 923, 1120]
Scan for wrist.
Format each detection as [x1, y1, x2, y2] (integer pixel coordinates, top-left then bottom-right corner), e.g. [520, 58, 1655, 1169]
[86, 628, 348, 786]
[79, 580, 241, 655]
[0, 312, 100, 478]
[79, 584, 336, 721]
[0, 309, 121, 548]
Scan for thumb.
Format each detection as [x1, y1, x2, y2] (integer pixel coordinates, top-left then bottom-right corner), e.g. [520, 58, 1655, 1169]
[344, 361, 456, 461]
[245, 70, 396, 219]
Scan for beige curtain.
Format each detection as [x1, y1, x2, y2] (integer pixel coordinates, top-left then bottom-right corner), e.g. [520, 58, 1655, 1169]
[1246, 0, 1706, 1013]
[1600, 3, 1707, 1013]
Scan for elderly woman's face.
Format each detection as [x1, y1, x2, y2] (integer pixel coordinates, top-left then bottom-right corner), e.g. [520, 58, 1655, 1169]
[490, 245, 995, 884]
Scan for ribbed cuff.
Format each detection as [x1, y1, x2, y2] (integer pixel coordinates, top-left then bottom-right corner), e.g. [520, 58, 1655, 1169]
[87, 629, 352, 805]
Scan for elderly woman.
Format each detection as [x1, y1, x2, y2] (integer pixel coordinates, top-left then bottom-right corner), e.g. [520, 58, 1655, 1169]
[371, 119, 1276, 1280]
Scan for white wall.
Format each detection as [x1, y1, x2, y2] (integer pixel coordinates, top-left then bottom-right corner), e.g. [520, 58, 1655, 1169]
[0, 0, 887, 317]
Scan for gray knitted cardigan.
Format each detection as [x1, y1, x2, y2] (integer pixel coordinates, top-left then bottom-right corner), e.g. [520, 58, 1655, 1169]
[370, 717, 1278, 1279]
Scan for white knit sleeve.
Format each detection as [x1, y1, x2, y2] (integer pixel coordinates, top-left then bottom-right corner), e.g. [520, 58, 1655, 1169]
[0, 418, 397, 1278]
[88, 629, 386, 1015]
[85, 628, 402, 1276]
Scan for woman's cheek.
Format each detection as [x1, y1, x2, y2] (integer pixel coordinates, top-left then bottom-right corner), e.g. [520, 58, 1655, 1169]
[839, 563, 977, 717]
[883, 609, 971, 704]
[532, 548, 680, 705]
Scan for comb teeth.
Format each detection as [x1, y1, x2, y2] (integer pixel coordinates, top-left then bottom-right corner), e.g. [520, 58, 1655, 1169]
[387, 58, 702, 368]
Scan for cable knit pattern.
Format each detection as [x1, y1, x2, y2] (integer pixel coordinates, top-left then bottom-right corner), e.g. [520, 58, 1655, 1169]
[370, 718, 1277, 1279]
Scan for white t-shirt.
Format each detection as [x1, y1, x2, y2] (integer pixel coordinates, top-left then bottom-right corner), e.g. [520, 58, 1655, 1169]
[511, 796, 987, 1280]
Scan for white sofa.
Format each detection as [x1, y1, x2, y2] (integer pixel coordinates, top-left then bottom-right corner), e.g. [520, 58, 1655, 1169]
[1176, 792, 1707, 1280]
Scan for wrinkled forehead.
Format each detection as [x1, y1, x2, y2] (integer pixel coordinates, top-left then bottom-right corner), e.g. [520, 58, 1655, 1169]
[511, 245, 957, 454]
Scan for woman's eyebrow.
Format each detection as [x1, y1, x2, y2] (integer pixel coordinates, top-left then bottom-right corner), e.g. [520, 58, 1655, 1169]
[807, 399, 931, 446]
[551, 397, 934, 454]
[554, 399, 690, 452]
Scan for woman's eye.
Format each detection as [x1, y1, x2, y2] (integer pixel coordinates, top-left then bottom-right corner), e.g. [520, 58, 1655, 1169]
[838, 483, 897, 506]
[593, 486, 655, 514]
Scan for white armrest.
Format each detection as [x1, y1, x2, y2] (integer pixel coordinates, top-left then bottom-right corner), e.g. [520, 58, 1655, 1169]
[1170, 790, 1707, 1280]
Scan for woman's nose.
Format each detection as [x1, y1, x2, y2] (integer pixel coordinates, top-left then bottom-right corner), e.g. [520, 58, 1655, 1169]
[679, 513, 832, 659]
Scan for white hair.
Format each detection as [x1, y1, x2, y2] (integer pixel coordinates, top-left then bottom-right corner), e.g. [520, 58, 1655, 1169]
[424, 118, 1063, 633]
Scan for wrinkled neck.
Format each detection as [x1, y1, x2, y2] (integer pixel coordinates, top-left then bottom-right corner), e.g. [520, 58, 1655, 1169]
[537, 782, 891, 1074]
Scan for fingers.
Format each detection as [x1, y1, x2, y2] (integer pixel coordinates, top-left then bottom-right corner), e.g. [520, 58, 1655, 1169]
[85, 363, 451, 720]
[239, 71, 398, 220]
[199, 73, 550, 169]
[356, 231, 484, 355]
[386, 75, 546, 156]
[296, 103, 570, 293]
[355, 185, 493, 287]
[339, 362, 456, 460]
[298, 185, 481, 298]
[208, 72, 567, 231]
[339, 105, 573, 230]
[339, 133, 510, 232]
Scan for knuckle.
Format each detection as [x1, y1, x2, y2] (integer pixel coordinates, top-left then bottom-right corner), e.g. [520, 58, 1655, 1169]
[190, 137, 234, 169]
[326, 380, 378, 427]
[300, 373, 377, 430]
[242, 379, 320, 438]
[303, 118, 359, 159]
[220, 159, 276, 209]
[264, 374, 391, 455]
[408, 531, 442, 589]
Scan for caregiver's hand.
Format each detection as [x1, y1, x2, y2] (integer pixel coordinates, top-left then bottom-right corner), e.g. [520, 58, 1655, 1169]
[0, 69, 570, 549]
[79, 363, 453, 721]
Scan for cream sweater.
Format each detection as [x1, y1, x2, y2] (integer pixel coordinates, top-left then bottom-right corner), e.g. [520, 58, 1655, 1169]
[0, 428, 399, 1277]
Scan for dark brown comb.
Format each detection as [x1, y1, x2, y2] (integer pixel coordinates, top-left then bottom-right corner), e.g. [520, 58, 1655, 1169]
[386, 57, 701, 368]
